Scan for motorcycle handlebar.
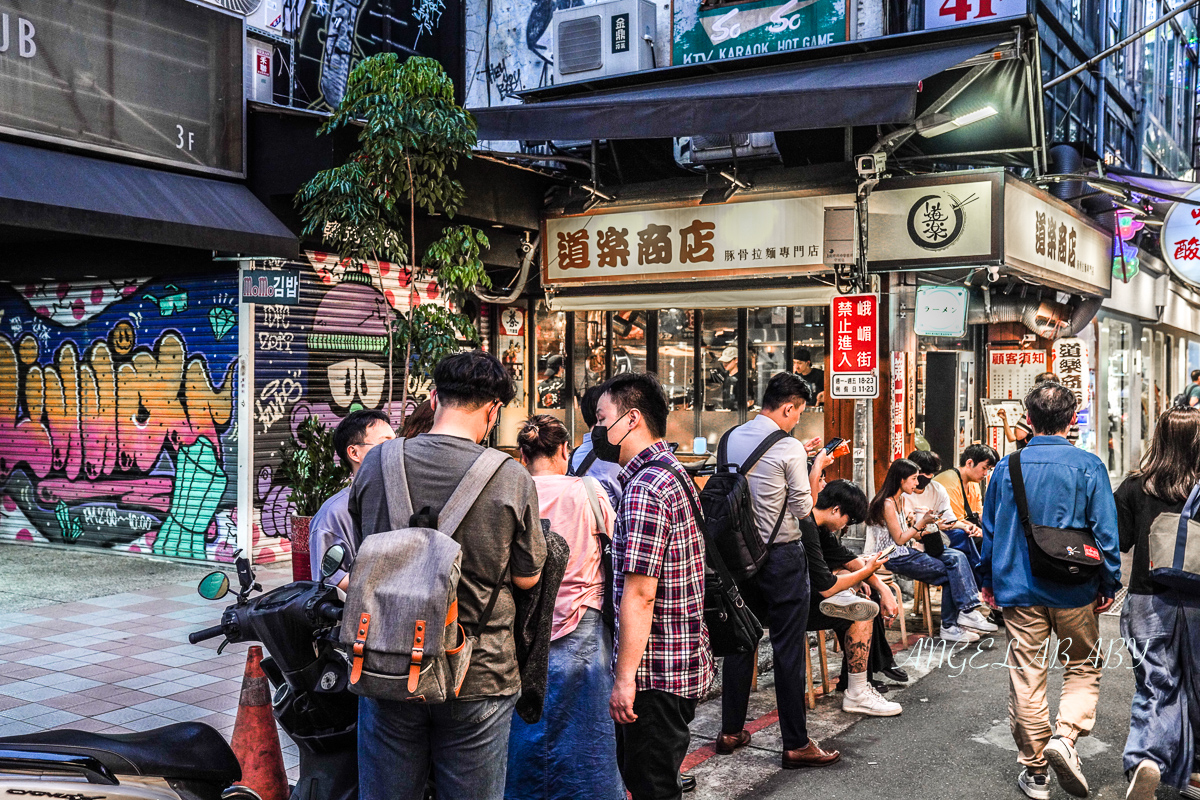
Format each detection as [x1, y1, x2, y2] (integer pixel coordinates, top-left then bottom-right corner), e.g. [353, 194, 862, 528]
[314, 602, 342, 623]
[189, 624, 226, 644]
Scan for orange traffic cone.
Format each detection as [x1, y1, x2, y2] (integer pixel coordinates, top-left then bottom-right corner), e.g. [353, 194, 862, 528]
[230, 646, 289, 800]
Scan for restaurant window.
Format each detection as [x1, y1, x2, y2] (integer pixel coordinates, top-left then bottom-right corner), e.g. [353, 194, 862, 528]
[659, 309, 698, 452]
[1098, 316, 1133, 484]
[699, 308, 741, 451]
[749, 307, 788, 409]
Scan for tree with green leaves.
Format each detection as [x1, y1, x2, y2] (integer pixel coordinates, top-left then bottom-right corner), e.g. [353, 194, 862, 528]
[296, 54, 491, 421]
[277, 417, 349, 517]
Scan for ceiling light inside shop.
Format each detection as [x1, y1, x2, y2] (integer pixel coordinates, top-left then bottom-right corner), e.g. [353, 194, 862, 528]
[917, 106, 999, 138]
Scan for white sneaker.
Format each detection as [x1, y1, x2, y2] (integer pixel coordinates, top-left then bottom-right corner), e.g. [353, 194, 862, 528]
[819, 589, 879, 621]
[1181, 772, 1200, 800]
[939, 623, 980, 643]
[841, 684, 902, 717]
[1045, 735, 1089, 798]
[1018, 769, 1051, 800]
[959, 608, 999, 633]
[1126, 759, 1160, 800]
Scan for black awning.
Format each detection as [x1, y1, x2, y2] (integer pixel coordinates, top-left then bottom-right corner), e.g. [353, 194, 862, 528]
[0, 140, 298, 258]
[472, 34, 1010, 142]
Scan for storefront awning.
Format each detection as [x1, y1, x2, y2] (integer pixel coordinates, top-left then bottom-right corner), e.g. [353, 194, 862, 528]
[0, 140, 298, 258]
[472, 34, 1012, 142]
[548, 283, 836, 311]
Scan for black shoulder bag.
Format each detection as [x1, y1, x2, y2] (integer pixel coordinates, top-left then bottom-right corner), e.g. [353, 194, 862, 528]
[1008, 449, 1104, 586]
[651, 459, 763, 657]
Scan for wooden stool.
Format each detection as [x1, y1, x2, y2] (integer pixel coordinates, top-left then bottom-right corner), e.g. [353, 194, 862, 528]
[911, 580, 935, 636]
[876, 569, 909, 642]
[803, 631, 833, 708]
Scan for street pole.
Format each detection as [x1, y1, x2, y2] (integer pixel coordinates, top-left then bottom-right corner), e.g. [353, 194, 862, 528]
[852, 180, 872, 494]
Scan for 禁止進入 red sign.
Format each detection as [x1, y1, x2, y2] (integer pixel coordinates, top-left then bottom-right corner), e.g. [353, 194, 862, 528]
[829, 293, 879, 399]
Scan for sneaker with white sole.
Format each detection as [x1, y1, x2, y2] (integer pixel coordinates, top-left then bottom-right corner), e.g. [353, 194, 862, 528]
[1044, 735, 1089, 798]
[958, 608, 999, 633]
[1018, 769, 1051, 800]
[819, 589, 879, 621]
[841, 684, 902, 717]
[939, 623, 980, 643]
[1181, 772, 1200, 800]
[1126, 759, 1160, 800]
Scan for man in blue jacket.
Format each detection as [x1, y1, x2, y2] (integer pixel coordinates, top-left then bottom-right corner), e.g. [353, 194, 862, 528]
[980, 381, 1121, 800]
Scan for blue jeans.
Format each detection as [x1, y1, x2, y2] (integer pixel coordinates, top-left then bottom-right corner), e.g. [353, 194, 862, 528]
[946, 528, 984, 583]
[1121, 591, 1200, 790]
[888, 548, 979, 625]
[506, 609, 624, 800]
[359, 691, 518, 800]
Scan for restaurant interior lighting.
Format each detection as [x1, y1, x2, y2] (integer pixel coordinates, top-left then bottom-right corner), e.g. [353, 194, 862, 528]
[916, 105, 999, 138]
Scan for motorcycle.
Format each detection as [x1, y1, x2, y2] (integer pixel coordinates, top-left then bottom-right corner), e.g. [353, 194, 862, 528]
[0, 547, 354, 800]
[189, 547, 356, 800]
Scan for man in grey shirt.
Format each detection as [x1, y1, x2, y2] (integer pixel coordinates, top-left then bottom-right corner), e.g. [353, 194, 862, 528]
[308, 408, 395, 584]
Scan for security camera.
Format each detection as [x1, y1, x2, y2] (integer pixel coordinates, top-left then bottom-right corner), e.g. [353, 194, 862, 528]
[855, 153, 886, 179]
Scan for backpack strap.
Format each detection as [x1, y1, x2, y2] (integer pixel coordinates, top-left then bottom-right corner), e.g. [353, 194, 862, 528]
[1176, 483, 1200, 569]
[582, 477, 606, 534]
[1008, 450, 1037, 547]
[381, 438, 414, 529]
[438, 449, 510, 537]
[716, 427, 735, 467]
[955, 468, 974, 518]
[574, 449, 598, 478]
[734, 428, 792, 546]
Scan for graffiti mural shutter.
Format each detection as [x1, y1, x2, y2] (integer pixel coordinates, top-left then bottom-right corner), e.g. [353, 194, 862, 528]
[251, 254, 447, 566]
[0, 275, 240, 562]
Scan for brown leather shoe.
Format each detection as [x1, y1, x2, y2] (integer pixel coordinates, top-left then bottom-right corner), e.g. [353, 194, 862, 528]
[715, 730, 752, 755]
[782, 740, 841, 769]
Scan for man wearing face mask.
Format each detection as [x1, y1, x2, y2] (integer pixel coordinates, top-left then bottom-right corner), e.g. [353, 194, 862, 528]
[348, 350, 546, 800]
[595, 372, 714, 800]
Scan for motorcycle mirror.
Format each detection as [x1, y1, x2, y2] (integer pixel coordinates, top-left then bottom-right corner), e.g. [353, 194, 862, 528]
[320, 544, 347, 581]
[197, 571, 231, 601]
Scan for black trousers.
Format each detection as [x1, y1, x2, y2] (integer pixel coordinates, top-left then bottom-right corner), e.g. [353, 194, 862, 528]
[722, 541, 811, 751]
[616, 689, 697, 800]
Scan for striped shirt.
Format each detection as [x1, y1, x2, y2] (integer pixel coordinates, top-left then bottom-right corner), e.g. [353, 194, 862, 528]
[613, 442, 715, 699]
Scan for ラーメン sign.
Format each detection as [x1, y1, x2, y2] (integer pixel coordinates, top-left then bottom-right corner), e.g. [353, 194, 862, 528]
[672, 0, 847, 65]
[1161, 185, 1200, 289]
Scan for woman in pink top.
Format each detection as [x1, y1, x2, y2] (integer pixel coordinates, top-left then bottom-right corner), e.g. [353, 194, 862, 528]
[505, 415, 624, 800]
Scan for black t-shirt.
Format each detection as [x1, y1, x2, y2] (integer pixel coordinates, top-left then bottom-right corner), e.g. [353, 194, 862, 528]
[1114, 474, 1185, 595]
[798, 514, 855, 595]
[799, 368, 825, 400]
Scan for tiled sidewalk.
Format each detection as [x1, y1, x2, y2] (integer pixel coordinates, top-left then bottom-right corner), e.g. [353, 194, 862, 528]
[0, 567, 299, 776]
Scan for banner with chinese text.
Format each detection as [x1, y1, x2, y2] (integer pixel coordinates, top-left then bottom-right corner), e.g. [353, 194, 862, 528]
[829, 293, 878, 398]
[987, 348, 1046, 400]
[1161, 184, 1200, 289]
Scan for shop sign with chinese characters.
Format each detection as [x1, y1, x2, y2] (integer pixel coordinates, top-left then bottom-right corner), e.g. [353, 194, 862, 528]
[1052, 337, 1089, 410]
[891, 352, 906, 461]
[987, 349, 1046, 400]
[543, 192, 853, 286]
[829, 293, 878, 399]
[1160, 184, 1200, 289]
[1004, 181, 1112, 295]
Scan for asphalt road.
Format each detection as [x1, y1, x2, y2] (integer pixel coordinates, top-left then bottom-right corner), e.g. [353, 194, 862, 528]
[749, 611, 1187, 800]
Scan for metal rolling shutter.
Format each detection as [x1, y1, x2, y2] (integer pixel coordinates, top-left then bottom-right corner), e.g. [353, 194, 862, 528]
[0, 273, 240, 562]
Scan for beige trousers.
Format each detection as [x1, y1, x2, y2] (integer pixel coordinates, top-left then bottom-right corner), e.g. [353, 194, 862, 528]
[1002, 603, 1104, 769]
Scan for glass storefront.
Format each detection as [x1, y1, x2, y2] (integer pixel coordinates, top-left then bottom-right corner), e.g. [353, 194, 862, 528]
[1098, 316, 1133, 482]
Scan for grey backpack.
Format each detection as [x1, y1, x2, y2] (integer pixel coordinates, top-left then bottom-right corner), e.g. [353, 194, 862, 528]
[341, 438, 509, 703]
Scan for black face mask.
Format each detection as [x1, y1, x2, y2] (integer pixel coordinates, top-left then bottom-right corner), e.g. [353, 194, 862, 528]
[916, 475, 933, 491]
[591, 412, 632, 463]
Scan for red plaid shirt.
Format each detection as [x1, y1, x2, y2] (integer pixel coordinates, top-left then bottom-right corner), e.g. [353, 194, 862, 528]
[613, 442, 714, 699]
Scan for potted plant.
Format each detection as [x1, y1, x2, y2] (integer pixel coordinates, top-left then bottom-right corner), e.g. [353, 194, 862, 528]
[278, 416, 350, 580]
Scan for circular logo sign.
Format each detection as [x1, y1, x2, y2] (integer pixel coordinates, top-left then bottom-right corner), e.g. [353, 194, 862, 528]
[907, 192, 967, 251]
[1160, 185, 1200, 289]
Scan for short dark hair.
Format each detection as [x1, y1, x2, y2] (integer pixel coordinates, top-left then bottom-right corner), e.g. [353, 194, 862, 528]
[433, 350, 515, 409]
[795, 348, 813, 363]
[961, 443, 999, 468]
[334, 409, 391, 468]
[602, 372, 669, 439]
[1035, 371, 1059, 384]
[907, 449, 942, 474]
[1025, 381, 1076, 435]
[580, 384, 605, 428]
[1192, 369, 1200, 383]
[762, 372, 813, 411]
[816, 480, 868, 525]
[517, 414, 570, 462]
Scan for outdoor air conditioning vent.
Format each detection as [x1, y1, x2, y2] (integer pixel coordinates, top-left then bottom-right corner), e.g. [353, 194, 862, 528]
[691, 134, 751, 151]
[558, 17, 604, 74]
[550, 0, 657, 85]
[674, 132, 781, 166]
[204, 0, 261, 14]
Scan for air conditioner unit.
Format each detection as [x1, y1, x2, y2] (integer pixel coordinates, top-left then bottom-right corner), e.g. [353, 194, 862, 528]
[195, 0, 287, 35]
[674, 132, 780, 166]
[551, 0, 656, 85]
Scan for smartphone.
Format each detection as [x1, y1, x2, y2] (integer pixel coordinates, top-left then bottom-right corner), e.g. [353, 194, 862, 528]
[822, 437, 845, 454]
[878, 543, 898, 560]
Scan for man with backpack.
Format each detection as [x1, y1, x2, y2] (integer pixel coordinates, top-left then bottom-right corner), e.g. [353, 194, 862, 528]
[715, 373, 865, 769]
[568, 384, 623, 508]
[594, 372, 713, 800]
[347, 351, 546, 800]
[980, 381, 1121, 800]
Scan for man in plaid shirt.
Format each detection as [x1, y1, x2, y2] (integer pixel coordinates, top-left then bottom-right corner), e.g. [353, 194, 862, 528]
[594, 372, 714, 800]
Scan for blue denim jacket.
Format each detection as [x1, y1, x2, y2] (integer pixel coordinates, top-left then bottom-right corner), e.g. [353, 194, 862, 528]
[980, 436, 1122, 608]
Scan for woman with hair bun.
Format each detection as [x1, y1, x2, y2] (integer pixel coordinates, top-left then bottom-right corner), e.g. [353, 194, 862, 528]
[505, 415, 624, 800]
